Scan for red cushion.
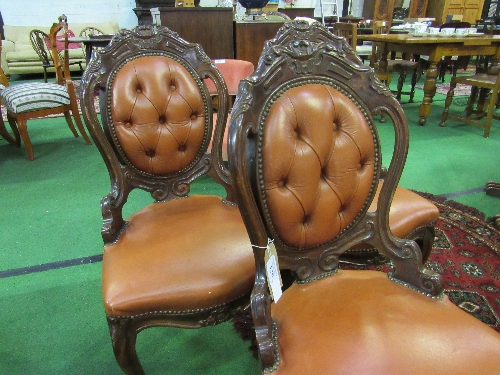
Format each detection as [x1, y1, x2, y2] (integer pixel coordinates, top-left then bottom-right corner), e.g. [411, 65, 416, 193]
[45, 30, 81, 50]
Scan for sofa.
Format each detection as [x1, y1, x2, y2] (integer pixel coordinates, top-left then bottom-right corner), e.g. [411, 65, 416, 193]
[1, 22, 120, 76]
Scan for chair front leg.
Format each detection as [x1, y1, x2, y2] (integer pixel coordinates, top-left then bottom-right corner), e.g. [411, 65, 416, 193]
[0, 114, 17, 145]
[107, 316, 146, 375]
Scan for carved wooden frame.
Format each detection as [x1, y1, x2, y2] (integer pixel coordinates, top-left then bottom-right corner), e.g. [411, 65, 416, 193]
[408, 0, 429, 18]
[228, 20, 443, 371]
[79, 25, 249, 375]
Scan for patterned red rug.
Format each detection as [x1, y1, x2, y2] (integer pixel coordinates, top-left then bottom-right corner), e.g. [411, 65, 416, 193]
[233, 193, 500, 355]
[416, 82, 471, 96]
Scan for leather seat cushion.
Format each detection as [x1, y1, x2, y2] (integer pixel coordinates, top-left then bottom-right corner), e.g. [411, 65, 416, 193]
[270, 270, 500, 375]
[102, 195, 254, 316]
[368, 183, 439, 239]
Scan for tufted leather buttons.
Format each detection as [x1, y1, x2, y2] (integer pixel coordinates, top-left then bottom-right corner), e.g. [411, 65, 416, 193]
[190, 114, 197, 121]
[111, 55, 207, 175]
[262, 83, 376, 248]
[294, 128, 300, 139]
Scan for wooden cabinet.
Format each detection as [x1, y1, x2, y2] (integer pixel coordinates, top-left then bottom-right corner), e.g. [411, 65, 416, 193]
[157, 7, 234, 59]
[235, 20, 287, 67]
[426, 0, 485, 24]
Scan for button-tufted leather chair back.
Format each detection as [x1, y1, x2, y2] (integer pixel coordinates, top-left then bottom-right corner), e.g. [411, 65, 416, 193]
[262, 83, 376, 248]
[110, 55, 208, 176]
[81, 26, 233, 243]
[230, 19, 441, 290]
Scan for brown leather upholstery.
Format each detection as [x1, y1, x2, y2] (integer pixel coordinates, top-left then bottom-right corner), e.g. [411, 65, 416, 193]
[228, 20, 500, 375]
[271, 270, 500, 375]
[81, 26, 253, 375]
[103, 195, 254, 316]
[369, 184, 439, 238]
[110, 56, 207, 174]
[262, 84, 376, 247]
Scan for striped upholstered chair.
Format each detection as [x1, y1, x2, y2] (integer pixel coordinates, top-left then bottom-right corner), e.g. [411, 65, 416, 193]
[0, 15, 91, 160]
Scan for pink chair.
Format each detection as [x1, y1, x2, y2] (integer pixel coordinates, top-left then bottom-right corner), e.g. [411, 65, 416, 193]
[206, 59, 254, 160]
[206, 59, 255, 98]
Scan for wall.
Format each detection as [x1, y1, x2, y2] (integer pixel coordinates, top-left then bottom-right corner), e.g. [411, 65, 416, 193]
[0, 0, 364, 29]
[0, 0, 138, 28]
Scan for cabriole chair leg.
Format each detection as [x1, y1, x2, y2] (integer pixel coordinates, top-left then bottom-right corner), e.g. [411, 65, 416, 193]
[108, 317, 145, 375]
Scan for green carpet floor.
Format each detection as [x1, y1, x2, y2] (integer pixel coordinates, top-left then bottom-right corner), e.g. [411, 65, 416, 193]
[0, 72, 499, 374]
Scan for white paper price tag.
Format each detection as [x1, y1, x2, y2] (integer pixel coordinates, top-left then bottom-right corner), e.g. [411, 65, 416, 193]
[266, 254, 282, 302]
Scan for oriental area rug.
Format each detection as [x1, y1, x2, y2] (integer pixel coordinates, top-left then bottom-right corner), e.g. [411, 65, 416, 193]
[233, 193, 500, 356]
[416, 82, 471, 97]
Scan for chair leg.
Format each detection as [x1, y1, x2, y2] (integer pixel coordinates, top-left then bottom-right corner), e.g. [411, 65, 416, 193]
[13, 117, 34, 161]
[396, 71, 407, 102]
[409, 68, 418, 103]
[466, 86, 479, 117]
[0, 114, 17, 145]
[63, 111, 80, 138]
[68, 86, 92, 144]
[439, 75, 457, 127]
[6, 116, 21, 147]
[477, 88, 491, 115]
[483, 88, 497, 137]
[107, 316, 146, 375]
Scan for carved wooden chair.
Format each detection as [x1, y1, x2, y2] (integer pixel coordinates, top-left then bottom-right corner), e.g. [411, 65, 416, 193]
[0, 38, 20, 146]
[1, 16, 91, 160]
[438, 22, 472, 81]
[30, 28, 84, 83]
[440, 66, 500, 137]
[372, 20, 420, 103]
[228, 20, 500, 374]
[331, 22, 372, 63]
[78, 26, 104, 61]
[80, 25, 254, 375]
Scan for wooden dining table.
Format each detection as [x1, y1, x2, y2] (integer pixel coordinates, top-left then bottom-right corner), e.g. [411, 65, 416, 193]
[358, 33, 500, 125]
[67, 35, 114, 64]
